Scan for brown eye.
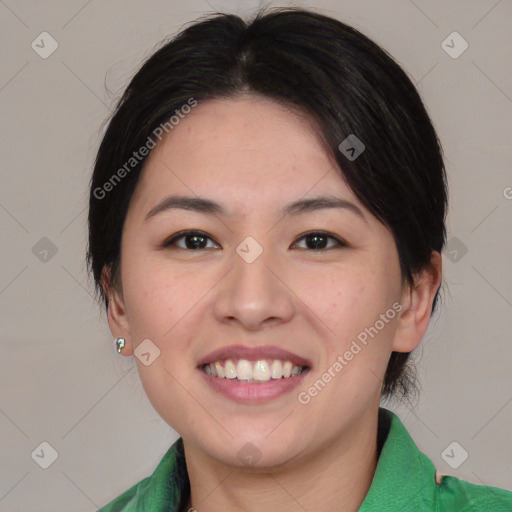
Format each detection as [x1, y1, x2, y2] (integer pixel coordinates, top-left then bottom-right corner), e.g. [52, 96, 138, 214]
[293, 231, 346, 250]
[162, 230, 219, 250]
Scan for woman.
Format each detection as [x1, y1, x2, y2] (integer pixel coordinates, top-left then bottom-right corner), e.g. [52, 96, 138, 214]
[88, 7, 512, 511]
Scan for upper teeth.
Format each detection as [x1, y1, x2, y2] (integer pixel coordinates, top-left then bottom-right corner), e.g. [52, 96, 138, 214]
[203, 359, 305, 381]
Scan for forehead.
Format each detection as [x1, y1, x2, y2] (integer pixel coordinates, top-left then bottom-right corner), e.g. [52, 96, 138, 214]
[129, 96, 360, 217]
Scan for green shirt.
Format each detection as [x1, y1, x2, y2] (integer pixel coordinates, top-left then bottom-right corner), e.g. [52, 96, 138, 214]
[98, 408, 512, 511]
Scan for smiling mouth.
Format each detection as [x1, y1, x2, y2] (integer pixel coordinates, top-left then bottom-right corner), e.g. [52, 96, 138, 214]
[200, 358, 310, 383]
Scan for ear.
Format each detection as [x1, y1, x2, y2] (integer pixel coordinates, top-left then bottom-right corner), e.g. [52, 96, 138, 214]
[392, 251, 442, 353]
[101, 265, 134, 356]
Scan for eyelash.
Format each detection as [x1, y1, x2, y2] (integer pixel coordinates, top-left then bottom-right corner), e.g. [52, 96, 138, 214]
[161, 230, 347, 251]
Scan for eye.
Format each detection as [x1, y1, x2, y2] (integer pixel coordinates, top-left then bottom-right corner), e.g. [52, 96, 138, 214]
[161, 230, 346, 251]
[292, 231, 347, 250]
[161, 230, 220, 250]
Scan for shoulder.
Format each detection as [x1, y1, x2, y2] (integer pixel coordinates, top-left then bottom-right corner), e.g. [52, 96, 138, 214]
[436, 474, 512, 512]
[97, 438, 189, 512]
[360, 409, 512, 512]
[97, 475, 154, 512]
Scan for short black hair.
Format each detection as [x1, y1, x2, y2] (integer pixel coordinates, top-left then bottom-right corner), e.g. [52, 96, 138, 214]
[87, 6, 447, 401]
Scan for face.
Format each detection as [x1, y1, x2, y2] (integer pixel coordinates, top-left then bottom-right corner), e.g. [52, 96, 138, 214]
[108, 95, 424, 469]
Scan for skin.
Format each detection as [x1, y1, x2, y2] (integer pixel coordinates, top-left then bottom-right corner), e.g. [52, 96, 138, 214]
[104, 95, 442, 512]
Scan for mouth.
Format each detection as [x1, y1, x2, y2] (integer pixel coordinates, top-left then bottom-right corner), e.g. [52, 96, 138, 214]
[196, 345, 312, 404]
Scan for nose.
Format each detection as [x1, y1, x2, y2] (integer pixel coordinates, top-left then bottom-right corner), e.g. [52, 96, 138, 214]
[213, 241, 295, 331]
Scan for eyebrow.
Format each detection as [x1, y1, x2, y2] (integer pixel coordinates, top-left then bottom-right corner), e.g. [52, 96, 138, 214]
[144, 194, 367, 224]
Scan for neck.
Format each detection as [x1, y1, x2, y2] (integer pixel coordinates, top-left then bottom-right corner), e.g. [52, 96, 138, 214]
[182, 408, 380, 512]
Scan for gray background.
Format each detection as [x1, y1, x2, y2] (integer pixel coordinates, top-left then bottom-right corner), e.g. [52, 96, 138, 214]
[1, 0, 511, 510]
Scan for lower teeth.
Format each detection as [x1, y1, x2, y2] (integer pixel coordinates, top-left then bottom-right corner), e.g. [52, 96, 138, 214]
[233, 378, 276, 383]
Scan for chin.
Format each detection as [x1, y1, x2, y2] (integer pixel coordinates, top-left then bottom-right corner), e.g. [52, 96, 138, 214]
[194, 429, 310, 471]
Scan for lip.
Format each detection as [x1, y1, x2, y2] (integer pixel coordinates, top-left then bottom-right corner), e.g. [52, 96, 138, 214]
[199, 367, 310, 404]
[196, 344, 313, 368]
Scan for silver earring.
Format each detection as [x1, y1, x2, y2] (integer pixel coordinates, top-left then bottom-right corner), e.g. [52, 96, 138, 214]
[115, 337, 125, 354]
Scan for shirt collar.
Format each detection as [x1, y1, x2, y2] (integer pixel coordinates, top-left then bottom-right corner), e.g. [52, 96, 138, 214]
[359, 407, 437, 511]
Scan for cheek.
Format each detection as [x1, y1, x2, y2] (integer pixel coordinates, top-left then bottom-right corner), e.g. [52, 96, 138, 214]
[120, 259, 203, 424]
[308, 263, 398, 359]
[122, 256, 202, 342]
